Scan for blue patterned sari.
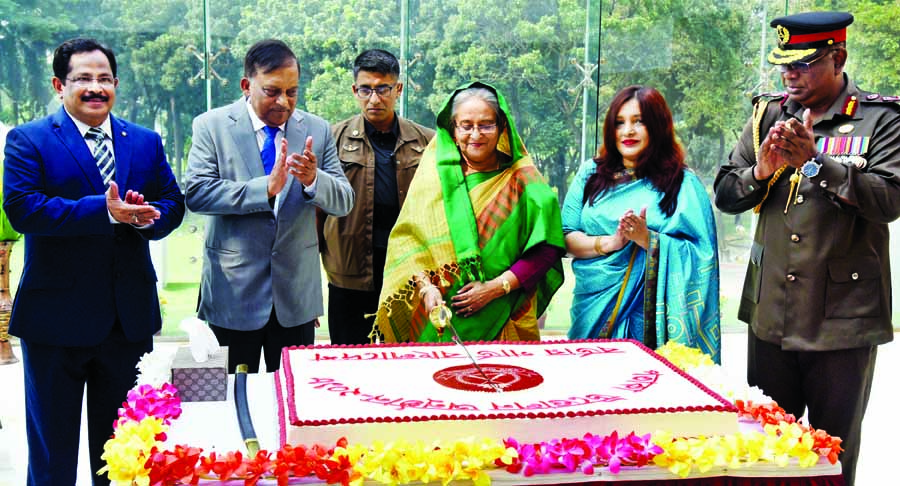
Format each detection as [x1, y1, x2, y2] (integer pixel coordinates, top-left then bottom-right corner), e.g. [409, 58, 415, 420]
[562, 161, 721, 363]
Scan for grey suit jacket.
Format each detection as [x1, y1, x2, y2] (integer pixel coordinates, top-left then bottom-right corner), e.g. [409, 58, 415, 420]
[185, 99, 353, 330]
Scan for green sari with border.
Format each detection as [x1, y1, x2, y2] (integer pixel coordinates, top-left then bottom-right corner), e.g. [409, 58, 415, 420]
[374, 81, 564, 343]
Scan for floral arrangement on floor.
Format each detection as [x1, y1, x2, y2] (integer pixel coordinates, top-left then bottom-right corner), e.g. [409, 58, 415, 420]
[100, 342, 842, 485]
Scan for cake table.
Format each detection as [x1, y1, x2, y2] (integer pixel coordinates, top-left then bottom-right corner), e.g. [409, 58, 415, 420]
[163, 369, 843, 485]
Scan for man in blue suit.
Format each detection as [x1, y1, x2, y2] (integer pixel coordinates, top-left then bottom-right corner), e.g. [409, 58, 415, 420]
[2, 38, 185, 485]
[185, 39, 353, 373]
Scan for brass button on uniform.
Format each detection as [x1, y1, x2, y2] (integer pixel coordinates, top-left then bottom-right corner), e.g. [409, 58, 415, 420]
[786, 274, 797, 282]
[790, 234, 800, 242]
[851, 272, 859, 280]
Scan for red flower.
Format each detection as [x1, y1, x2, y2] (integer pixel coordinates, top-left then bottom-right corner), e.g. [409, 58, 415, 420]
[146, 445, 203, 486]
[315, 452, 360, 486]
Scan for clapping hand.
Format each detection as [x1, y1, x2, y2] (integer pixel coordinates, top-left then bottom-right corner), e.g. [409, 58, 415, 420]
[106, 181, 160, 226]
[619, 206, 649, 249]
[267, 137, 289, 198]
[287, 136, 317, 187]
[771, 109, 817, 169]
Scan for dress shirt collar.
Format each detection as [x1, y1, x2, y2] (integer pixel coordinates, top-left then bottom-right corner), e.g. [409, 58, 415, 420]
[245, 97, 286, 134]
[64, 107, 112, 139]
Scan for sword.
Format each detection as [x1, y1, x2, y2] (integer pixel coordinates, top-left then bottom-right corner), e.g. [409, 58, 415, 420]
[234, 364, 260, 455]
[430, 304, 503, 393]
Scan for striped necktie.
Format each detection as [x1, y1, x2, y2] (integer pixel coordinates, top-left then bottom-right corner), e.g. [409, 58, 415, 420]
[85, 126, 115, 188]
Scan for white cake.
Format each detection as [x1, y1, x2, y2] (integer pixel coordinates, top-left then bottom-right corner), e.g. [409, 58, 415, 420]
[275, 339, 738, 447]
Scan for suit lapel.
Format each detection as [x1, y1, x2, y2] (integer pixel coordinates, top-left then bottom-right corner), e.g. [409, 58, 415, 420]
[110, 115, 132, 190]
[50, 107, 106, 194]
[227, 100, 266, 177]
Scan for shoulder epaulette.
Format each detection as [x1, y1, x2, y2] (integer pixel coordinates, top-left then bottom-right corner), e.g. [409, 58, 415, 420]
[861, 93, 900, 104]
[751, 91, 788, 106]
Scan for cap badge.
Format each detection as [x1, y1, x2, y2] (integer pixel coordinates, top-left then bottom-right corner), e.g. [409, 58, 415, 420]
[838, 124, 855, 134]
[776, 25, 791, 45]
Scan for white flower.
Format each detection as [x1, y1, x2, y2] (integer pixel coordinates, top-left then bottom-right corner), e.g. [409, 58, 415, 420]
[135, 348, 176, 387]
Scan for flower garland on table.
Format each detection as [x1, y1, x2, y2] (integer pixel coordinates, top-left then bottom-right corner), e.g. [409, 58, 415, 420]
[499, 432, 663, 476]
[499, 342, 843, 480]
[101, 343, 842, 485]
[647, 342, 842, 477]
[98, 349, 516, 485]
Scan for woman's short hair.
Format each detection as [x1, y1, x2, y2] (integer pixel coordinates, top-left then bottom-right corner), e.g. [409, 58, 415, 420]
[450, 87, 506, 129]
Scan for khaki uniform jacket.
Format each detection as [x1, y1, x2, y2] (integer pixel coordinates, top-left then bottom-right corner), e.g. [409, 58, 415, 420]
[321, 114, 434, 291]
[714, 75, 900, 351]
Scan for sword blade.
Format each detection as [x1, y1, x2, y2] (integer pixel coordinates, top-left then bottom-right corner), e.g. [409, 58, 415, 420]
[446, 321, 503, 393]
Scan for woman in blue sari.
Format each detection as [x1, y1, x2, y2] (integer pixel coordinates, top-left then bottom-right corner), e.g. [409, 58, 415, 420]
[562, 85, 721, 362]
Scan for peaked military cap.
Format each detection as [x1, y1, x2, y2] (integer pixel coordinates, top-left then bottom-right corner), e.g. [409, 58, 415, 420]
[768, 11, 854, 65]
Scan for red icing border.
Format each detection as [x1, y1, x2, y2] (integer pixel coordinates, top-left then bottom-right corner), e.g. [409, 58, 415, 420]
[281, 339, 738, 428]
[280, 347, 300, 427]
[274, 368, 287, 447]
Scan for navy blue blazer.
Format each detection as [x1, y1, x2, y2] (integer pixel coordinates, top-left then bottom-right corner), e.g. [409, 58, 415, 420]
[2, 107, 185, 346]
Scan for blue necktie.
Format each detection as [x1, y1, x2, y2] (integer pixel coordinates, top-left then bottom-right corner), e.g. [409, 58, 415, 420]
[260, 125, 279, 174]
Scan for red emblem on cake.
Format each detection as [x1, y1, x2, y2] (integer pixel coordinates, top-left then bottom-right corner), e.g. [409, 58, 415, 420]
[433, 364, 543, 393]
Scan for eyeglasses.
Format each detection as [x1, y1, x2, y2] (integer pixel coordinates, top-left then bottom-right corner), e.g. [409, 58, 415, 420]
[355, 84, 395, 99]
[66, 76, 116, 87]
[454, 123, 498, 135]
[260, 86, 299, 98]
[778, 51, 831, 74]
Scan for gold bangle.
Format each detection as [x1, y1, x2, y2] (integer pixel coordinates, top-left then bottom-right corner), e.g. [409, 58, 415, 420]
[593, 236, 606, 256]
[501, 278, 511, 295]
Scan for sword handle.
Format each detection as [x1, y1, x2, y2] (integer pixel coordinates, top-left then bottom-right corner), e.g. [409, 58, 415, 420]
[234, 364, 259, 455]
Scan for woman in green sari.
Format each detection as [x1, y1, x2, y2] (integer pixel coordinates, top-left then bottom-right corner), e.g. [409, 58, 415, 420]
[374, 82, 565, 343]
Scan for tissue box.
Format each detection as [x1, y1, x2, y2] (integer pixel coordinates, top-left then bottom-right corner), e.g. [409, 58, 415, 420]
[170, 346, 228, 402]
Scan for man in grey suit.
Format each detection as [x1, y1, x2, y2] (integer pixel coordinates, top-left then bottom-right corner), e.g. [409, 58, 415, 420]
[185, 39, 353, 372]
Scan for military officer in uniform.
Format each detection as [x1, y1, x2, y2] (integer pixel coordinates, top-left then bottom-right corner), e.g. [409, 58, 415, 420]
[714, 11, 900, 486]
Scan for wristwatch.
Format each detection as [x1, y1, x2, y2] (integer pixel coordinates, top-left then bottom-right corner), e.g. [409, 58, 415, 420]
[800, 155, 822, 178]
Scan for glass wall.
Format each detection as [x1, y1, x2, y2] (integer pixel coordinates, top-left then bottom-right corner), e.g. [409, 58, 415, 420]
[1, 0, 898, 338]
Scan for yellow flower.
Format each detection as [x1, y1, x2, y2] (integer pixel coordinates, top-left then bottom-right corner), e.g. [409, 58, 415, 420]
[347, 437, 504, 485]
[97, 418, 166, 485]
[655, 341, 714, 370]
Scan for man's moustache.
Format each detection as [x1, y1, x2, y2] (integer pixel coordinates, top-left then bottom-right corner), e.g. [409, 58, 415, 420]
[81, 95, 109, 102]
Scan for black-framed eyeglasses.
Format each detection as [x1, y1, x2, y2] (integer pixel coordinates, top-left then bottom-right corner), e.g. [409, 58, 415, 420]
[66, 76, 116, 87]
[260, 86, 299, 98]
[454, 123, 498, 135]
[778, 50, 831, 74]
[355, 84, 395, 99]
